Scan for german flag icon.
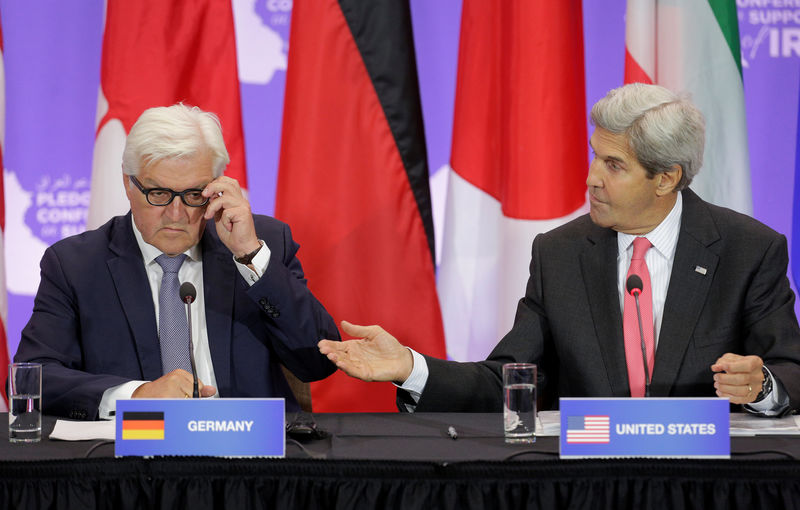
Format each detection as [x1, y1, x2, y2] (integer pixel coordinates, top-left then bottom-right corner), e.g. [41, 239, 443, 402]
[121, 412, 165, 440]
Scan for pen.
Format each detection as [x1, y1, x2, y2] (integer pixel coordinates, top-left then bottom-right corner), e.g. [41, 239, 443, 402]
[447, 426, 458, 440]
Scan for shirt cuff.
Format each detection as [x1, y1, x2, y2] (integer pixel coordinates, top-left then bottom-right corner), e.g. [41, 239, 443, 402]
[99, 380, 148, 420]
[392, 348, 429, 411]
[744, 366, 789, 417]
[234, 240, 272, 286]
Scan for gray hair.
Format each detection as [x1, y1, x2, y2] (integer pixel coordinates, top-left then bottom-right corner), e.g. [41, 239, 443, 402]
[122, 103, 230, 178]
[590, 83, 705, 190]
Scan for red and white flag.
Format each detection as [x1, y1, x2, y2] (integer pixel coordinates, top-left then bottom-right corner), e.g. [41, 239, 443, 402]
[437, 0, 588, 361]
[276, 0, 446, 411]
[625, 0, 751, 213]
[87, 0, 246, 228]
[0, 10, 10, 410]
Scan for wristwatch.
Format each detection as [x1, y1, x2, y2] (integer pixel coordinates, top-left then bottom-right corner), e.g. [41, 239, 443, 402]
[753, 366, 772, 403]
[234, 240, 264, 265]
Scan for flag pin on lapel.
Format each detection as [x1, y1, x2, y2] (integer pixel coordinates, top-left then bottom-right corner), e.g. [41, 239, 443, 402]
[694, 266, 707, 275]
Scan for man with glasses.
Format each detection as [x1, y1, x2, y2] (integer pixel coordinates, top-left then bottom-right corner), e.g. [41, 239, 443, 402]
[14, 104, 339, 420]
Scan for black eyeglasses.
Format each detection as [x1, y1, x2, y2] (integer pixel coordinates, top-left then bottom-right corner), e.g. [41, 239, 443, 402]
[128, 175, 209, 207]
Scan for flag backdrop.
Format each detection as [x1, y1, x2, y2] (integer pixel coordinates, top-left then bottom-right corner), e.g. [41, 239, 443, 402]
[0, 10, 9, 410]
[624, 0, 752, 213]
[437, 0, 589, 361]
[792, 83, 800, 295]
[87, 0, 246, 229]
[276, 0, 446, 411]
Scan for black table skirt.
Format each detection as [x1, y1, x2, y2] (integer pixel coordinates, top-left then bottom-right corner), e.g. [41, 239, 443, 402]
[2, 412, 799, 510]
[2, 457, 799, 510]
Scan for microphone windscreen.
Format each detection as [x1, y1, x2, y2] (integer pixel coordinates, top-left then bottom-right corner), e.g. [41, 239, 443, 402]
[179, 282, 197, 303]
[626, 274, 643, 295]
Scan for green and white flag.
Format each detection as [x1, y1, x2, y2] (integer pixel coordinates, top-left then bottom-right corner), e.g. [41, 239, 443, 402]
[625, 0, 752, 214]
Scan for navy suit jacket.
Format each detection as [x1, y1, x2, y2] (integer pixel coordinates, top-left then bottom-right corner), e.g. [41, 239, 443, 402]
[411, 189, 800, 413]
[15, 213, 339, 419]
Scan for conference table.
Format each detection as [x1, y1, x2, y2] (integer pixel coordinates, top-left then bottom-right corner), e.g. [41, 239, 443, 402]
[1, 412, 799, 509]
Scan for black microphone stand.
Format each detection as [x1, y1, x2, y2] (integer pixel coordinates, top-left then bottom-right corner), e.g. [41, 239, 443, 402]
[186, 301, 199, 399]
[180, 282, 199, 399]
[632, 290, 651, 398]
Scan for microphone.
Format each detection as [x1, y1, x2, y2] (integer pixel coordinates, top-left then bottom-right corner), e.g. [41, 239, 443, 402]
[625, 274, 650, 397]
[180, 281, 196, 304]
[179, 282, 199, 398]
[625, 274, 643, 297]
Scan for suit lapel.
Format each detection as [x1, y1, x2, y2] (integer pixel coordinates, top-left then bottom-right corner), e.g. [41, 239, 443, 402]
[201, 226, 236, 395]
[650, 189, 719, 396]
[580, 225, 630, 396]
[107, 213, 162, 381]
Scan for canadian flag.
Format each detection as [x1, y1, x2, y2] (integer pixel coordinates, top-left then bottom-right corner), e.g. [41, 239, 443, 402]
[437, 0, 588, 361]
[624, 0, 751, 213]
[87, 0, 246, 229]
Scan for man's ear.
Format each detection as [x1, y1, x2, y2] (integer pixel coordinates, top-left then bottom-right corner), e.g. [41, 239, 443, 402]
[122, 170, 136, 201]
[656, 164, 682, 196]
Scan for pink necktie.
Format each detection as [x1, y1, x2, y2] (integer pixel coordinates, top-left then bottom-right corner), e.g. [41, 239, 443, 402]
[623, 237, 655, 397]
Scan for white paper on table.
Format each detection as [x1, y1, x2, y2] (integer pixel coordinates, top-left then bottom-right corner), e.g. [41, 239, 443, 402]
[535, 411, 800, 437]
[49, 419, 115, 441]
[537, 410, 561, 437]
[729, 412, 800, 436]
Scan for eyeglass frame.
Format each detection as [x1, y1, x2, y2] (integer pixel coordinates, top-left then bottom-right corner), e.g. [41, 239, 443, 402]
[128, 175, 210, 207]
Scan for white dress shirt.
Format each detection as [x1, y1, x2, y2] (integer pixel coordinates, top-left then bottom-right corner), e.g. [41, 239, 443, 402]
[616, 192, 683, 350]
[399, 192, 784, 414]
[98, 220, 271, 419]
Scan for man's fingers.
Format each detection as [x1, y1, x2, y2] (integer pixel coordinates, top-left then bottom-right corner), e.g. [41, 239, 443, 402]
[340, 320, 381, 339]
[716, 384, 756, 404]
[202, 176, 242, 197]
[318, 340, 349, 365]
[711, 353, 762, 373]
[717, 352, 740, 363]
[716, 390, 750, 405]
[713, 372, 752, 386]
[715, 381, 752, 397]
[318, 339, 339, 354]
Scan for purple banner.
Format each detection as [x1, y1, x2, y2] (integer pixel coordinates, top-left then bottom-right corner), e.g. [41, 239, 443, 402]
[2, 0, 798, 361]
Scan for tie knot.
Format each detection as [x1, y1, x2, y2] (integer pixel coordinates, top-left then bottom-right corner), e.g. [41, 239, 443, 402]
[156, 254, 187, 274]
[631, 237, 652, 260]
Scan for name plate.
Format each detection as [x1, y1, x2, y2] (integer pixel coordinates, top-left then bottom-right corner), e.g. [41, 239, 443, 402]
[559, 398, 729, 458]
[115, 398, 285, 457]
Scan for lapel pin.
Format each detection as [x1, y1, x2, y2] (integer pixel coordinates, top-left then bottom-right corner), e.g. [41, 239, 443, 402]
[694, 266, 707, 275]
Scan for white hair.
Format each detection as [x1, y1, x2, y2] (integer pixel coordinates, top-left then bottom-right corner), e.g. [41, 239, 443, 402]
[122, 103, 230, 178]
[591, 83, 705, 190]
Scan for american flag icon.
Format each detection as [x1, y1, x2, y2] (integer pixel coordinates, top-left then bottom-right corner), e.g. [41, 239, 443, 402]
[566, 415, 610, 443]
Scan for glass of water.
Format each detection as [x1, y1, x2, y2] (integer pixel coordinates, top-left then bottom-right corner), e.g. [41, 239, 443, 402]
[503, 363, 536, 443]
[8, 362, 42, 443]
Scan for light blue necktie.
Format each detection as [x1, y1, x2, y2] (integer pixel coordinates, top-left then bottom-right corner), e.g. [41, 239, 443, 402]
[155, 254, 192, 374]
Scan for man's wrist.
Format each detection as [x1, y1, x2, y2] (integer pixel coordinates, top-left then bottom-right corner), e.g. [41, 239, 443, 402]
[234, 240, 264, 264]
[753, 366, 773, 403]
[394, 348, 415, 384]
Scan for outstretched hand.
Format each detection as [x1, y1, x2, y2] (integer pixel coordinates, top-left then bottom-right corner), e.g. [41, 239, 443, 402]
[318, 321, 414, 383]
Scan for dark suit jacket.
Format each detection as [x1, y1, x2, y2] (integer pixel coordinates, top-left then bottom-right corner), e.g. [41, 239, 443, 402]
[412, 189, 800, 413]
[15, 213, 339, 419]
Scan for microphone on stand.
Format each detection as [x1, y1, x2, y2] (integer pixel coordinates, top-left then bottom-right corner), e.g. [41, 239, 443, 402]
[179, 282, 199, 399]
[626, 274, 651, 398]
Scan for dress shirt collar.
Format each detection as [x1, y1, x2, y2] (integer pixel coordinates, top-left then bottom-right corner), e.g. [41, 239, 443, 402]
[130, 216, 202, 264]
[617, 191, 683, 260]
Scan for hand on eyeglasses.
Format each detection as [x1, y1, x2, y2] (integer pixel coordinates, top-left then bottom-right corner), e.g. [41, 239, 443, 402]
[201, 176, 261, 260]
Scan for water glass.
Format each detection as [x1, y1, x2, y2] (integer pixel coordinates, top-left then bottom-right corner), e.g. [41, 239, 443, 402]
[503, 363, 536, 443]
[8, 362, 42, 443]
